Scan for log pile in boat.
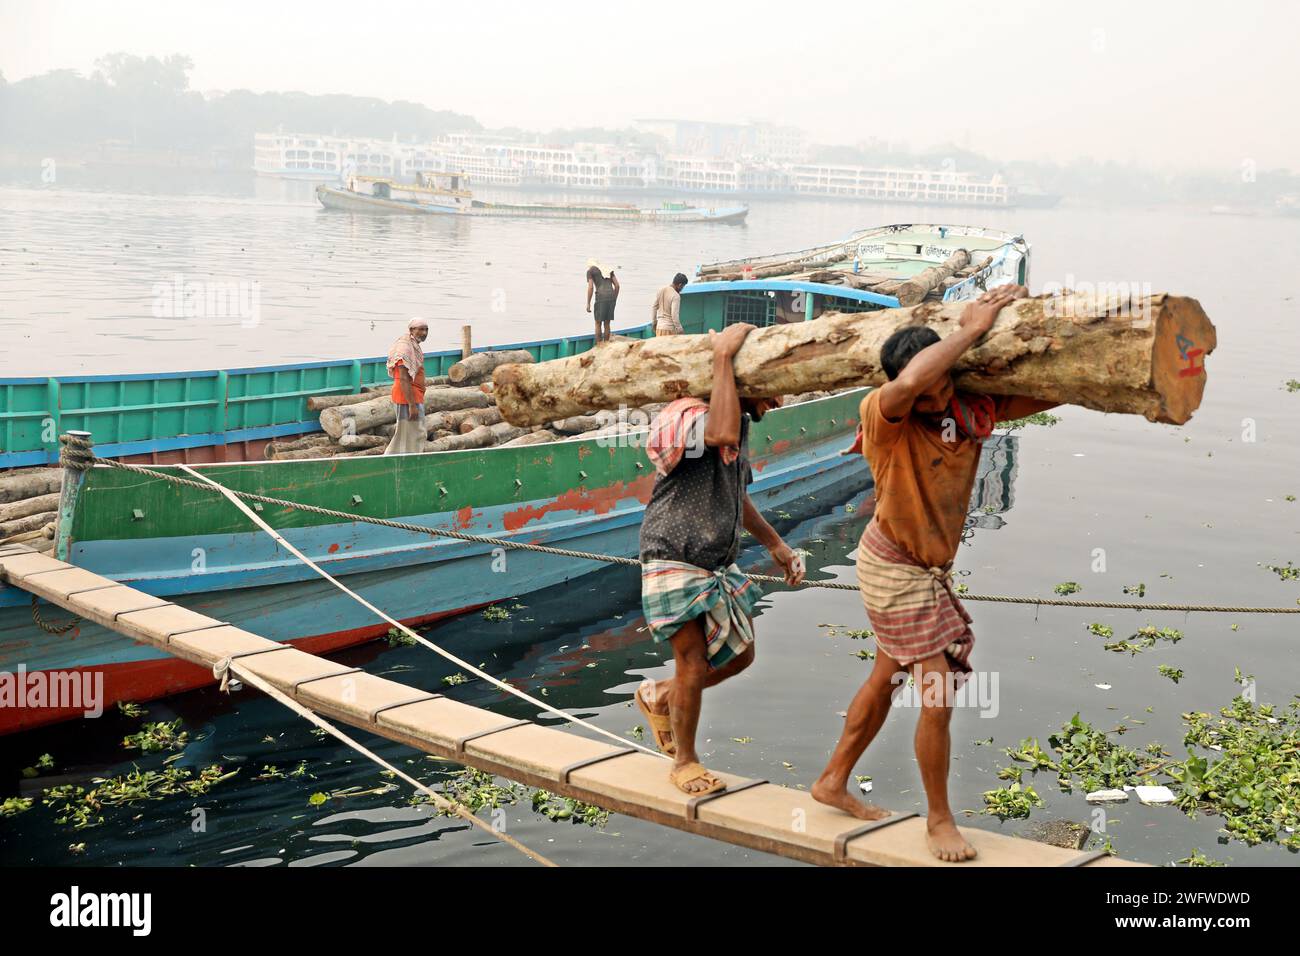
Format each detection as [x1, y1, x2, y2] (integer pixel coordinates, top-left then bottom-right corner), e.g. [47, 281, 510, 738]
[0, 348, 848, 543]
[493, 291, 1216, 427]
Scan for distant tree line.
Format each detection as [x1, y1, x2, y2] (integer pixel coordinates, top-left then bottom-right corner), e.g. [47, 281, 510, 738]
[0, 53, 479, 156]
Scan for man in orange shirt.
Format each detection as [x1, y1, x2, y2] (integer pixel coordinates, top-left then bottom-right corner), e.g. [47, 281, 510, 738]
[811, 283, 1057, 862]
[385, 318, 428, 456]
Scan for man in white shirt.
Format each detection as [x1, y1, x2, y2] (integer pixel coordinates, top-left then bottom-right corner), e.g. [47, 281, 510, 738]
[652, 273, 688, 335]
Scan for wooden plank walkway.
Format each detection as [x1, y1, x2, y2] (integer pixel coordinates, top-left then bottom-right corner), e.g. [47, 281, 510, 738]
[0, 541, 1142, 867]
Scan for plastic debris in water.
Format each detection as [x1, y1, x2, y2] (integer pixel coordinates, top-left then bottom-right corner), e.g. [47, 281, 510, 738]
[1134, 785, 1176, 806]
[858, 780, 873, 794]
[1085, 789, 1129, 804]
[1094, 683, 1112, 690]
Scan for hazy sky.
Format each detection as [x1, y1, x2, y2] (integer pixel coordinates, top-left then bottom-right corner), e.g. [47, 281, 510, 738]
[3, 0, 1295, 173]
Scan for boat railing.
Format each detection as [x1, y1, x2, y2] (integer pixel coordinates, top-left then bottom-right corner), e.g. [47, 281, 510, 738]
[0, 324, 653, 468]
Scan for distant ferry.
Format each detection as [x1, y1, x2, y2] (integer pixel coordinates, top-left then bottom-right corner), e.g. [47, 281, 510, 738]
[316, 172, 749, 223]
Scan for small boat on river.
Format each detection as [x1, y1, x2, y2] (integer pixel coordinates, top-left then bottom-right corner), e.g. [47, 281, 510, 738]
[317, 171, 748, 222]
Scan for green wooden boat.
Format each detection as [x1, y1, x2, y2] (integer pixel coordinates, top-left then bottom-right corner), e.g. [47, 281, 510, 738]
[0, 222, 1031, 735]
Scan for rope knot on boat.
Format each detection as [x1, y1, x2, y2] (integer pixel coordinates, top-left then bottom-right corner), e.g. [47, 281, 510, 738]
[212, 657, 240, 693]
[59, 432, 96, 472]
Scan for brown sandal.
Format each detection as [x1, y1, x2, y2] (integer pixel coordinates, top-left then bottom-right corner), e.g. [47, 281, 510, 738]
[670, 762, 725, 796]
[635, 683, 676, 755]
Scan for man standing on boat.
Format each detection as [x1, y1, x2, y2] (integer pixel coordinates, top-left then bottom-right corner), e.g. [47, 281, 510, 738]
[652, 273, 689, 336]
[636, 322, 805, 796]
[585, 260, 619, 343]
[384, 318, 428, 456]
[811, 283, 1058, 863]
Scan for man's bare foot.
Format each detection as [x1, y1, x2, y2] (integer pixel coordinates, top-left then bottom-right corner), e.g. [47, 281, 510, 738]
[811, 777, 891, 821]
[926, 817, 977, 862]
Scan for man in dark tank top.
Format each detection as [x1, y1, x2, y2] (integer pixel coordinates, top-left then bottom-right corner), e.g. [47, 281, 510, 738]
[636, 322, 805, 797]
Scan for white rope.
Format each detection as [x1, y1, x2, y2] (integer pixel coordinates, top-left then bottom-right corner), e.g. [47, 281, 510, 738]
[176, 465, 666, 760]
[210, 656, 556, 867]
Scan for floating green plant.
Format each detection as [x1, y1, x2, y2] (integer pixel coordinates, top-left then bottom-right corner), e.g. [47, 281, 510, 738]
[1176, 848, 1225, 867]
[385, 627, 417, 647]
[981, 781, 1044, 819]
[1054, 582, 1082, 596]
[116, 701, 147, 719]
[1, 797, 33, 817]
[21, 753, 54, 779]
[531, 790, 610, 827]
[1158, 665, 1184, 684]
[482, 605, 511, 622]
[122, 719, 189, 753]
[1261, 561, 1298, 582]
[1000, 411, 1062, 430]
[990, 683, 1300, 851]
[1122, 583, 1146, 597]
[441, 673, 469, 687]
[42, 764, 237, 830]
[1100, 624, 1183, 656]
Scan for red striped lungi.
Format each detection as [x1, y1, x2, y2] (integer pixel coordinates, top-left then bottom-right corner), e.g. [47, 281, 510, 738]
[856, 518, 974, 681]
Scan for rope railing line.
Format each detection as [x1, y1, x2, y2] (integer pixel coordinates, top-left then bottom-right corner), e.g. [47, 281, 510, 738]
[174, 464, 668, 764]
[80, 453, 1300, 615]
[213, 656, 556, 867]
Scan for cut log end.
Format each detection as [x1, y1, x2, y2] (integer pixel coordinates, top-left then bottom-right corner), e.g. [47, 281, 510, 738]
[1150, 296, 1215, 425]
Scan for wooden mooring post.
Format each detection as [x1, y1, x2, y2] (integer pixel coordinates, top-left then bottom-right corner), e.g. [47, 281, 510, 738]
[0, 543, 1141, 868]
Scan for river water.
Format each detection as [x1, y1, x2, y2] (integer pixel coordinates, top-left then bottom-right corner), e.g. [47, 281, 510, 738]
[0, 167, 1297, 867]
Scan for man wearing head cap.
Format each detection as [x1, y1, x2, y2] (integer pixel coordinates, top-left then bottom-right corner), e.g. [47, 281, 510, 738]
[385, 318, 429, 455]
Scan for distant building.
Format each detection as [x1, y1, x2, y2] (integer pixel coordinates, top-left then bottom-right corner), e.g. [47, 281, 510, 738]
[252, 129, 1010, 206]
[788, 163, 1011, 205]
[633, 119, 807, 162]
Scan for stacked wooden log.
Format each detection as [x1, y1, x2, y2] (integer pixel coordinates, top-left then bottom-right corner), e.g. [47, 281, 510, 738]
[0, 468, 62, 551]
[265, 347, 676, 462]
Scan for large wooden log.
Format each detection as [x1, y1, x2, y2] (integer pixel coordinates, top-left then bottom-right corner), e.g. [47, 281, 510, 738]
[457, 407, 504, 433]
[319, 387, 491, 439]
[494, 291, 1215, 426]
[892, 249, 971, 306]
[337, 433, 388, 450]
[306, 391, 375, 411]
[426, 421, 527, 453]
[0, 469, 62, 506]
[0, 511, 56, 540]
[499, 429, 560, 448]
[551, 410, 618, 434]
[448, 349, 535, 385]
[0, 492, 61, 524]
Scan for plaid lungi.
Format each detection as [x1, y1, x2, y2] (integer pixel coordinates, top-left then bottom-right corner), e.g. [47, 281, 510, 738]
[641, 560, 761, 668]
[856, 519, 974, 680]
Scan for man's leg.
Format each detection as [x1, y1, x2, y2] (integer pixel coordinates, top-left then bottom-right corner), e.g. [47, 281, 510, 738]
[812, 648, 903, 819]
[642, 634, 753, 753]
[912, 652, 976, 862]
[657, 618, 752, 793]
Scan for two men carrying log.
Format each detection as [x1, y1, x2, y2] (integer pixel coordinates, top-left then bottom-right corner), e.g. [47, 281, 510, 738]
[493, 281, 1212, 862]
[632, 284, 1053, 861]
